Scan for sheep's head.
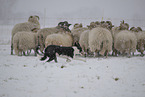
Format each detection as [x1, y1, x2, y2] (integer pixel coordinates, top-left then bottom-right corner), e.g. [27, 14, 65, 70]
[73, 23, 83, 29]
[58, 22, 64, 27]
[130, 27, 142, 32]
[28, 15, 40, 24]
[87, 22, 97, 29]
[95, 21, 100, 25]
[106, 21, 114, 30]
[58, 21, 72, 33]
[119, 20, 129, 30]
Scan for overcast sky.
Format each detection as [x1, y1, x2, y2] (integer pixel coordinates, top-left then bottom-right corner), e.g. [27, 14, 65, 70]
[0, 0, 145, 26]
[13, 0, 145, 18]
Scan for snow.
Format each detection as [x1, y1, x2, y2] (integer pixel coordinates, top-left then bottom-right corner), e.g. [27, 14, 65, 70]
[0, 26, 145, 97]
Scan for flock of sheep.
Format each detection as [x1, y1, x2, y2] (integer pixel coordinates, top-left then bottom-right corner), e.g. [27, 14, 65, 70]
[11, 15, 145, 58]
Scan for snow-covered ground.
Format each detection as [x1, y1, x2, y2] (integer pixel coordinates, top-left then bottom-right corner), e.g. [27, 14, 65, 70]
[0, 25, 145, 97]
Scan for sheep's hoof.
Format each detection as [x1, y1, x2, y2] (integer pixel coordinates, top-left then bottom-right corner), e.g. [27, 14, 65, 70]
[140, 54, 144, 57]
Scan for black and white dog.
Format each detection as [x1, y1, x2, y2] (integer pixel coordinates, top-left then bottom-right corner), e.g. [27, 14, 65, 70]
[40, 45, 80, 62]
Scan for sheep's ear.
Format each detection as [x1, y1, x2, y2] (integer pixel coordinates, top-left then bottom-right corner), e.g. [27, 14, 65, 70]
[35, 15, 40, 20]
[68, 24, 72, 27]
[130, 27, 135, 31]
[137, 27, 142, 31]
[29, 16, 33, 18]
[125, 23, 129, 29]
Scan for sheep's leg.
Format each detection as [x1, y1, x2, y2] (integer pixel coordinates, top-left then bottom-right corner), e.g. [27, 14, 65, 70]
[18, 50, 22, 56]
[27, 50, 31, 56]
[93, 52, 97, 57]
[23, 52, 26, 56]
[11, 45, 13, 55]
[122, 50, 126, 57]
[126, 49, 131, 58]
[141, 52, 144, 57]
[84, 48, 88, 57]
[132, 52, 134, 56]
[84, 52, 87, 57]
[104, 50, 108, 58]
[127, 52, 131, 58]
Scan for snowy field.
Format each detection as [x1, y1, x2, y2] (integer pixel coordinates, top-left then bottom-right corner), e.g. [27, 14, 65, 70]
[0, 25, 145, 97]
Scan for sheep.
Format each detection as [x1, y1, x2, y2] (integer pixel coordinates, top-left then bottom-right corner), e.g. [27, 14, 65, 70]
[88, 27, 113, 57]
[132, 31, 145, 56]
[13, 31, 38, 56]
[37, 25, 66, 53]
[87, 21, 114, 30]
[111, 20, 130, 56]
[11, 15, 40, 55]
[71, 24, 88, 45]
[114, 30, 137, 57]
[79, 30, 90, 57]
[45, 32, 73, 48]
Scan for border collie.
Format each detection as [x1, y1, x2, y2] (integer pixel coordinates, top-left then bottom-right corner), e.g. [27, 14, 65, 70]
[40, 45, 80, 62]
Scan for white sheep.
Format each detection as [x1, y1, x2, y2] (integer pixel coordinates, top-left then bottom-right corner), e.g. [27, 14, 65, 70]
[37, 26, 65, 53]
[13, 31, 38, 56]
[134, 31, 145, 56]
[71, 26, 88, 45]
[88, 27, 113, 57]
[79, 30, 90, 56]
[114, 30, 137, 57]
[11, 15, 40, 55]
[45, 32, 73, 47]
[111, 21, 130, 56]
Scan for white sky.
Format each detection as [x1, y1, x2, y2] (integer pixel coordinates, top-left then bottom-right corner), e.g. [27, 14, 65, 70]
[13, 0, 145, 19]
[1, 0, 145, 27]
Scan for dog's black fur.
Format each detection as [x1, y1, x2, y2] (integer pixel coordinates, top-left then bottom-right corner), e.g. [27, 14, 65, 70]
[40, 45, 74, 62]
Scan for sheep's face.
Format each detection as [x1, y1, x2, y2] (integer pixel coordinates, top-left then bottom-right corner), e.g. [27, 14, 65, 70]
[73, 23, 82, 29]
[28, 15, 40, 24]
